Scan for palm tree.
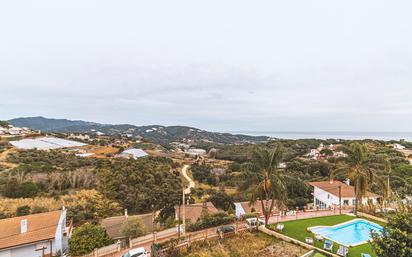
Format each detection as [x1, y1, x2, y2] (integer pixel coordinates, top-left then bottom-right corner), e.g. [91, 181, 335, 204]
[241, 146, 288, 226]
[331, 143, 388, 215]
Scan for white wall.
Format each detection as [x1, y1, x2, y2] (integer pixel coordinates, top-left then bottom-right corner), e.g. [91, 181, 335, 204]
[313, 187, 378, 208]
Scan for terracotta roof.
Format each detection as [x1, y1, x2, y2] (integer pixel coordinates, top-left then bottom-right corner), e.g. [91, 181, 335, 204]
[309, 180, 380, 198]
[175, 202, 219, 223]
[0, 210, 63, 250]
[100, 214, 153, 239]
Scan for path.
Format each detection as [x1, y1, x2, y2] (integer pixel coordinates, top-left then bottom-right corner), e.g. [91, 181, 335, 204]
[0, 148, 18, 169]
[181, 164, 194, 194]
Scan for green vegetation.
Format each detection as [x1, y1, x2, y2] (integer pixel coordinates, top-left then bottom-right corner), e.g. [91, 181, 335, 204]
[240, 146, 288, 225]
[97, 157, 182, 216]
[269, 215, 377, 257]
[68, 223, 113, 256]
[331, 143, 389, 215]
[121, 216, 147, 238]
[186, 212, 234, 232]
[371, 204, 412, 257]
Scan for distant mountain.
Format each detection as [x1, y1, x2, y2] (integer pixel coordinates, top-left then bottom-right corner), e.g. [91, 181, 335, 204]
[8, 116, 269, 145]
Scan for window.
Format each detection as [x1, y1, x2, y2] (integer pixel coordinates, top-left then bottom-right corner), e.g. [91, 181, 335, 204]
[343, 200, 349, 205]
[327, 194, 330, 199]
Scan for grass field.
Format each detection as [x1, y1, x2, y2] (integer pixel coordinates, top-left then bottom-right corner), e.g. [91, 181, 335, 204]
[269, 215, 378, 257]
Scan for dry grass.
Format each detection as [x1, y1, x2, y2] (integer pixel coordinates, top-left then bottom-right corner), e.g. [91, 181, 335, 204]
[179, 232, 306, 257]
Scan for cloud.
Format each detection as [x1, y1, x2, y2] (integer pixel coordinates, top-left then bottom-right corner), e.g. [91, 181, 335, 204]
[1, 0, 412, 132]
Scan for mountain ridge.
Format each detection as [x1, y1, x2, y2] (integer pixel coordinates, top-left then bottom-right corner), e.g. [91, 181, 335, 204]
[8, 116, 269, 145]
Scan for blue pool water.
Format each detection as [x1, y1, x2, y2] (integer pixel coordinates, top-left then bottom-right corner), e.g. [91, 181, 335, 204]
[309, 219, 383, 246]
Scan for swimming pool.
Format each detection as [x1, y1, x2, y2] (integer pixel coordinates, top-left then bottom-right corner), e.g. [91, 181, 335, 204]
[308, 219, 383, 246]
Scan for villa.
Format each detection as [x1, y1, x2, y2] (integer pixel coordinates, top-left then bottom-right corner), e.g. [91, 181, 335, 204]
[309, 180, 380, 209]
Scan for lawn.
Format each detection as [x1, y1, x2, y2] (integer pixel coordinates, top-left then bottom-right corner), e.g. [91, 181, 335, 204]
[269, 215, 377, 257]
[179, 231, 307, 257]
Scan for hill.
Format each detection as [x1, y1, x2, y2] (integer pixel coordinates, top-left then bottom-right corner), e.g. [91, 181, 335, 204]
[8, 116, 269, 145]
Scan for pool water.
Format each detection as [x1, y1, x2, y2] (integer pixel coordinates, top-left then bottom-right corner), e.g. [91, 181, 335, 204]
[309, 219, 383, 246]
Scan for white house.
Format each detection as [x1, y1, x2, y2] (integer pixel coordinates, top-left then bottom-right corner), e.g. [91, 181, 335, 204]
[393, 143, 406, 150]
[0, 209, 69, 257]
[309, 180, 380, 209]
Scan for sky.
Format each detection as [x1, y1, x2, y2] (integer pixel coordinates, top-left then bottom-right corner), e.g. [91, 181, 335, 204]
[1, 0, 412, 132]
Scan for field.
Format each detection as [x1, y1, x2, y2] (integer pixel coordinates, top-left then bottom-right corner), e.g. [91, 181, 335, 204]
[178, 231, 307, 257]
[269, 215, 379, 257]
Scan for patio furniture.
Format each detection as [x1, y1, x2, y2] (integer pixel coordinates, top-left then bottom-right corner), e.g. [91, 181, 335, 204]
[276, 223, 284, 232]
[305, 237, 314, 245]
[337, 245, 349, 257]
[324, 240, 334, 251]
[315, 234, 324, 241]
[361, 254, 372, 257]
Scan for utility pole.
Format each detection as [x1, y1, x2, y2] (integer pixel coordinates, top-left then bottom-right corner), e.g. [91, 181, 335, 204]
[339, 185, 342, 215]
[182, 186, 186, 236]
[177, 203, 181, 241]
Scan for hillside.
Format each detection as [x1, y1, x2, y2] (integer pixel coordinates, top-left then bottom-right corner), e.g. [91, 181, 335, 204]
[8, 116, 269, 145]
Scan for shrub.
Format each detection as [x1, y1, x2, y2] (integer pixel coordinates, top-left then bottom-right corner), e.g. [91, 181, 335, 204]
[121, 216, 147, 238]
[69, 223, 113, 256]
[186, 212, 234, 232]
[16, 205, 31, 216]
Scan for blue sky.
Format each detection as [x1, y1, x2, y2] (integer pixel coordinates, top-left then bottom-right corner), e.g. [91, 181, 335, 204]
[1, 1, 412, 132]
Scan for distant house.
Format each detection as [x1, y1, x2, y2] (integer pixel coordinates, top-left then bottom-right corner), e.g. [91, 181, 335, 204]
[0, 210, 69, 257]
[117, 148, 148, 159]
[309, 180, 380, 209]
[184, 148, 206, 158]
[100, 211, 153, 241]
[234, 201, 277, 219]
[393, 143, 406, 150]
[175, 202, 218, 223]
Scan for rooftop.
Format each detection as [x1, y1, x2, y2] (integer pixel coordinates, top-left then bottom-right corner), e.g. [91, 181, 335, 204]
[309, 180, 380, 198]
[0, 210, 63, 250]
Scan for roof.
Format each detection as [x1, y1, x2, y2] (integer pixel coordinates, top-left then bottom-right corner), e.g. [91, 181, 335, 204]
[120, 148, 148, 159]
[10, 137, 86, 150]
[175, 202, 218, 223]
[309, 181, 380, 198]
[0, 210, 63, 250]
[100, 214, 153, 239]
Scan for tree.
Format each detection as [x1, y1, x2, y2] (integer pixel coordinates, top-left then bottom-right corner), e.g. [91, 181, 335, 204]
[209, 191, 234, 211]
[121, 216, 147, 238]
[320, 148, 334, 156]
[68, 223, 113, 256]
[240, 146, 288, 225]
[331, 143, 389, 215]
[371, 204, 412, 257]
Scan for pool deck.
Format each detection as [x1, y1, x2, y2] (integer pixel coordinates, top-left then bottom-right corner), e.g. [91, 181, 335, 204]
[307, 218, 382, 247]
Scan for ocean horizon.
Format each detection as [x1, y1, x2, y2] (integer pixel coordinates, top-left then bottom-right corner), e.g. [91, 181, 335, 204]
[228, 131, 412, 141]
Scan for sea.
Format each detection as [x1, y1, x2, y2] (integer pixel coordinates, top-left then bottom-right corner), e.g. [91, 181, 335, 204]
[228, 131, 412, 142]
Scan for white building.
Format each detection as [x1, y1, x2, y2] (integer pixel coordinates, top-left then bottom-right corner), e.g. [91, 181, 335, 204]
[118, 148, 148, 159]
[393, 143, 406, 150]
[0, 210, 69, 257]
[309, 180, 380, 209]
[184, 148, 206, 157]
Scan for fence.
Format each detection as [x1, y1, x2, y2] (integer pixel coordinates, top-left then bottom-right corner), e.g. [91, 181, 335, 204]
[75, 242, 121, 257]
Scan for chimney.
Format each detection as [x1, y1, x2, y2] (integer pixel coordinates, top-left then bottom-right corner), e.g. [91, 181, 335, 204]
[20, 219, 28, 234]
[345, 179, 350, 185]
[329, 179, 334, 184]
[124, 209, 128, 218]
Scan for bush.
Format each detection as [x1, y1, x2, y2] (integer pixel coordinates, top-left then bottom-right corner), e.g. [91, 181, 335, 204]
[121, 216, 147, 238]
[69, 223, 113, 256]
[186, 212, 234, 232]
[16, 205, 31, 216]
